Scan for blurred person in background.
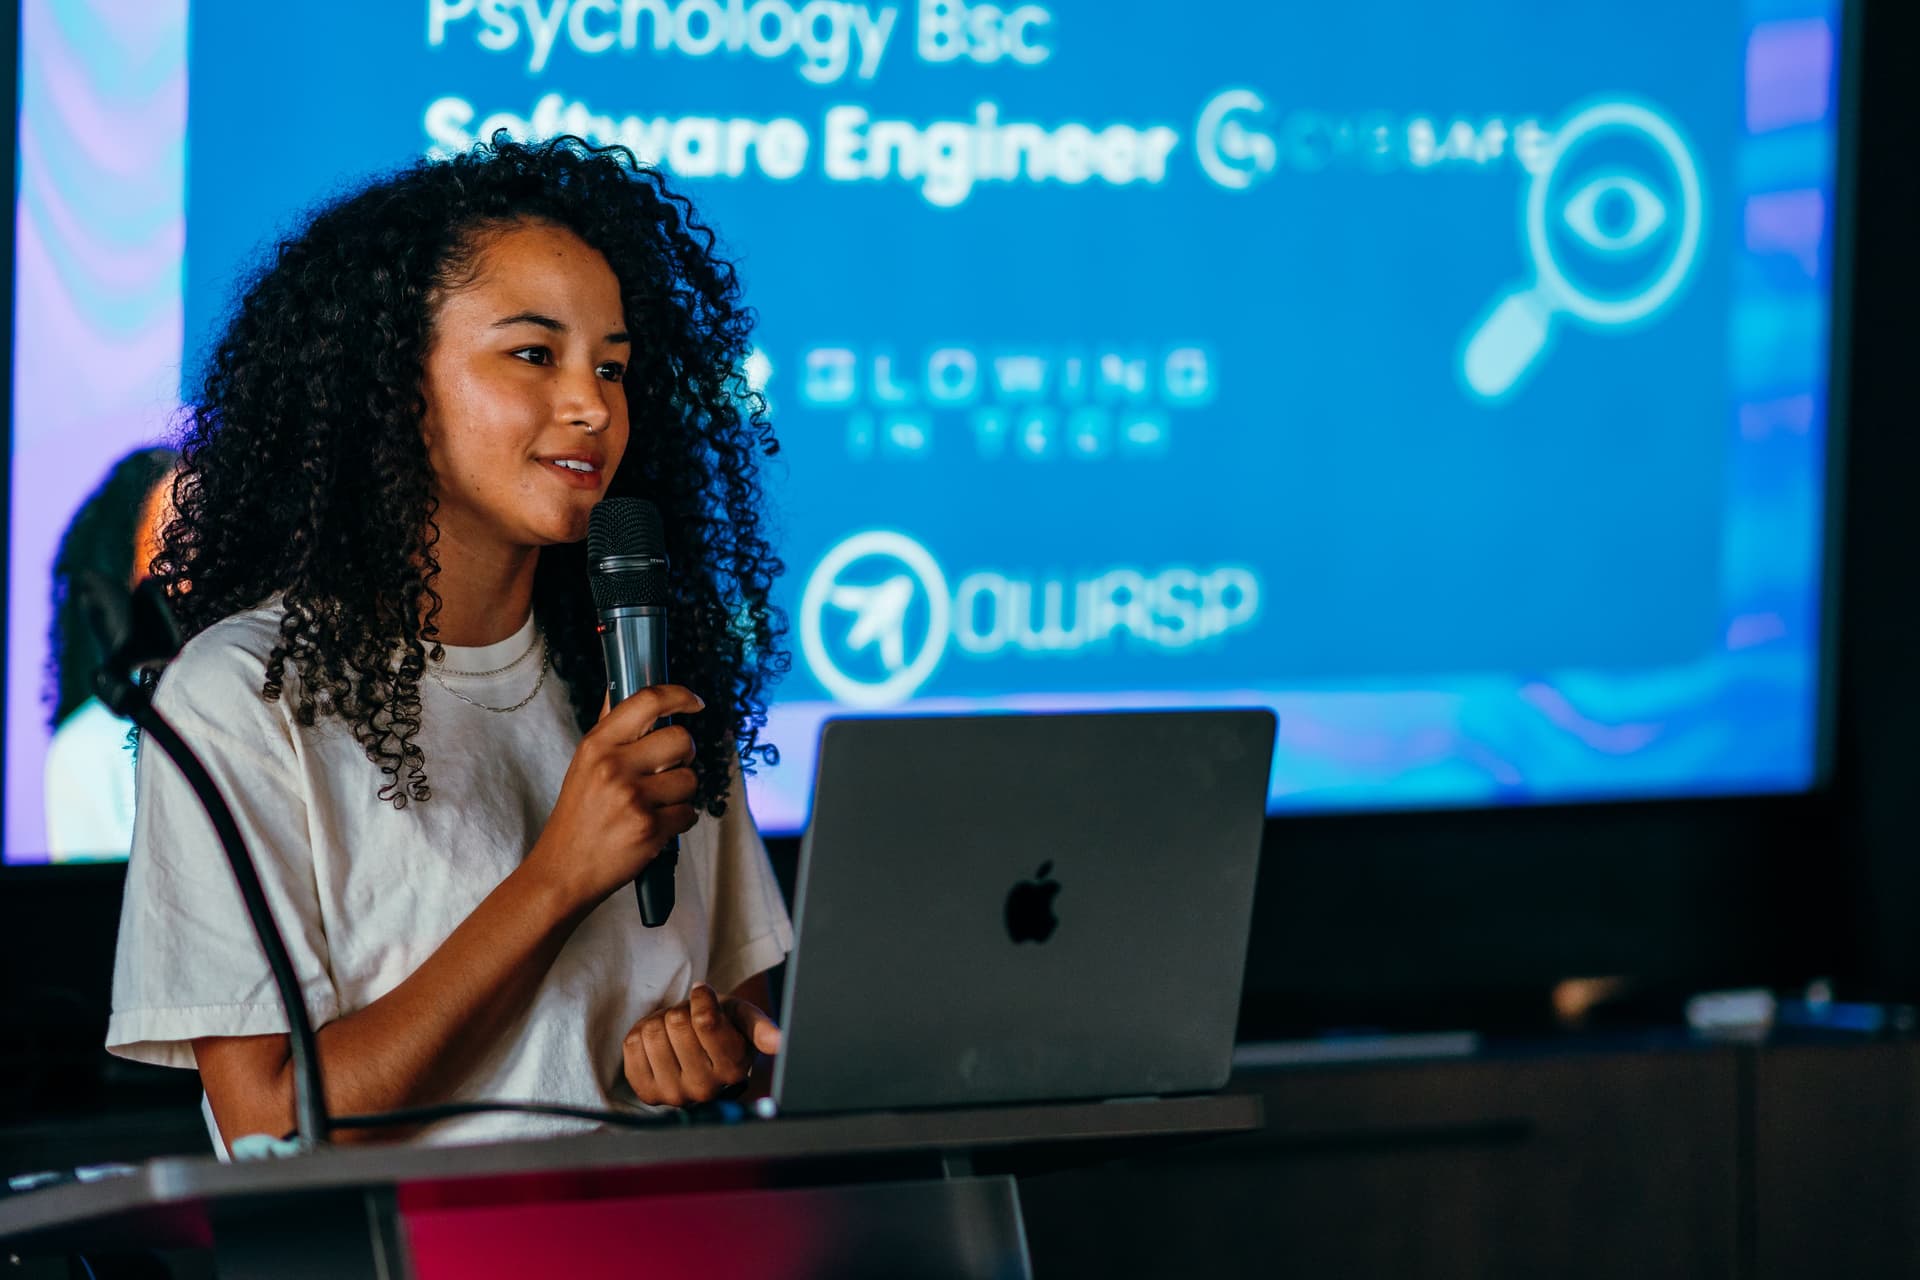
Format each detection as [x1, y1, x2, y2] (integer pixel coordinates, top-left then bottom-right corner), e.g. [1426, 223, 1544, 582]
[42, 445, 180, 861]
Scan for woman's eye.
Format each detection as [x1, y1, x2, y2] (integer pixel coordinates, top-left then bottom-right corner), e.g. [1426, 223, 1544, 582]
[597, 362, 627, 382]
[511, 346, 552, 366]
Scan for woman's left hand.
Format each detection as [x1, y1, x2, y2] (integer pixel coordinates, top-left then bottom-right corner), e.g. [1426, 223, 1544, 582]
[623, 981, 782, 1107]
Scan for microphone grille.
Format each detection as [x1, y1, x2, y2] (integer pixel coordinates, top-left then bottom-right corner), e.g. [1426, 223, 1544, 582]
[587, 499, 670, 610]
[588, 498, 665, 562]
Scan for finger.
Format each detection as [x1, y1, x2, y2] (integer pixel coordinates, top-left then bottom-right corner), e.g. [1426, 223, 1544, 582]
[617, 724, 697, 776]
[663, 1000, 719, 1097]
[639, 1015, 687, 1107]
[599, 690, 612, 722]
[688, 982, 753, 1083]
[622, 1020, 657, 1098]
[633, 767, 699, 809]
[725, 998, 784, 1057]
[645, 803, 699, 843]
[593, 686, 705, 744]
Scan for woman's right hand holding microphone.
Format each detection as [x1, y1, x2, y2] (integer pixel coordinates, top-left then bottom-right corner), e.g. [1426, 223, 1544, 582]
[526, 684, 706, 913]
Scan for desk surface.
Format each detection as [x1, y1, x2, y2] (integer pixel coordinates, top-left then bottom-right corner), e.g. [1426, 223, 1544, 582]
[1, 1092, 1260, 1251]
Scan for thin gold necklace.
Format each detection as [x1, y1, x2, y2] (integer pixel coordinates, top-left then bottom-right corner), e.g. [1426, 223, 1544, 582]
[429, 624, 540, 679]
[426, 635, 550, 714]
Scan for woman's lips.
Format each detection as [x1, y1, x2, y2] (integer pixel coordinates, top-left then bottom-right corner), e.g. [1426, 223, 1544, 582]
[539, 458, 602, 489]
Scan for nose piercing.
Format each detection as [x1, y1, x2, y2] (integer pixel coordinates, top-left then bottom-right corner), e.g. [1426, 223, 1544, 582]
[581, 421, 604, 435]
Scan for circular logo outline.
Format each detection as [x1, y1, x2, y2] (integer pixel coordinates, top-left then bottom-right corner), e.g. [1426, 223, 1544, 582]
[1196, 88, 1274, 191]
[1527, 100, 1704, 328]
[799, 530, 951, 708]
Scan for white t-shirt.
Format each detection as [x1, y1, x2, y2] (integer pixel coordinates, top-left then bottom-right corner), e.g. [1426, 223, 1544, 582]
[107, 600, 793, 1151]
[45, 697, 137, 861]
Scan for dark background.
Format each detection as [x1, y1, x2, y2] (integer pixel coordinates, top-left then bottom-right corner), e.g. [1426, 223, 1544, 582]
[0, 0, 1911, 1125]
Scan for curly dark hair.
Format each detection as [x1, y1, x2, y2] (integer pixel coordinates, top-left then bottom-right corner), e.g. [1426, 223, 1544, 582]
[46, 446, 180, 730]
[153, 134, 787, 813]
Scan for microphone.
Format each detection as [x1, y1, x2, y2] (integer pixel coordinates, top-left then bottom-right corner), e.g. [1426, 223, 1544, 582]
[587, 498, 678, 928]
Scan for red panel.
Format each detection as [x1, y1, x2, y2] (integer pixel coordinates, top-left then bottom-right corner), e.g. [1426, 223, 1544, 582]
[404, 1186, 839, 1280]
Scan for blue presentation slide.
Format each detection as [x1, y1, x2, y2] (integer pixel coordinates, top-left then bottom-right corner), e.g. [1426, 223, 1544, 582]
[8, 0, 1840, 854]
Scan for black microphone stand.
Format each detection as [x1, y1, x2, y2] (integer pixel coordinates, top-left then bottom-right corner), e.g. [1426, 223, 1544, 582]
[84, 576, 331, 1150]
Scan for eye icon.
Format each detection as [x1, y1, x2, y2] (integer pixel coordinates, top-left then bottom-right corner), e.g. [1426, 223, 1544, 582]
[1459, 99, 1705, 402]
[1561, 173, 1668, 254]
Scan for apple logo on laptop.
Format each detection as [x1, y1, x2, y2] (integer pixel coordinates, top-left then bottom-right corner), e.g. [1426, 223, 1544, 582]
[1004, 861, 1061, 944]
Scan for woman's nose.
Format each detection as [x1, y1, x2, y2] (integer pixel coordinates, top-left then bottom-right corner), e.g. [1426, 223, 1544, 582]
[559, 368, 613, 434]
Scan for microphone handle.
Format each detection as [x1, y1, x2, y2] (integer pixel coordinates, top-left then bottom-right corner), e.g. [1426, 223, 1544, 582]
[598, 605, 677, 928]
[637, 842, 678, 926]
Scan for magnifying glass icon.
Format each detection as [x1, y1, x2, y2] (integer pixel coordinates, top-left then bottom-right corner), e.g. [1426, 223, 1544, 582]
[1462, 100, 1704, 401]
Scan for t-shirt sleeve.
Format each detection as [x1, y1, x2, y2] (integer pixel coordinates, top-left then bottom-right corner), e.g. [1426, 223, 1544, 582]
[106, 631, 340, 1069]
[702, 753, 794, 998]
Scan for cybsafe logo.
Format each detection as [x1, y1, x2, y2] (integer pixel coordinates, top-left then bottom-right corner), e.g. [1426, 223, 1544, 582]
[800, 530, 1262, 707]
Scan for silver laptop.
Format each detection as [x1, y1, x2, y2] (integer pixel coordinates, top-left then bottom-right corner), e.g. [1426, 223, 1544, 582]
[772, 709, 1277, 1115]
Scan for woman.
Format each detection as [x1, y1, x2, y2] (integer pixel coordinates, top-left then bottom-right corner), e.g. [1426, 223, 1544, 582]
[107, 134, 792, 1152]
[43, 445, 178, 861]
